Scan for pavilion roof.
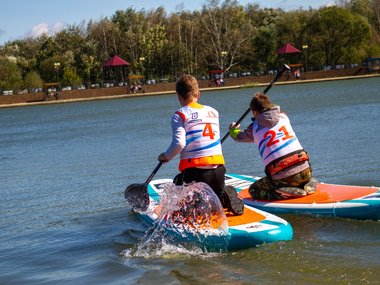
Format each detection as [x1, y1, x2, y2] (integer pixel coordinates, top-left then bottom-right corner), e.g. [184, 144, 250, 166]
[103, 55, 129, 67]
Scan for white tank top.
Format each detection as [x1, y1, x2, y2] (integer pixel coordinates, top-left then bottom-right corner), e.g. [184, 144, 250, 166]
[252, 113, 303, 166]
[177, 103, 223, 161]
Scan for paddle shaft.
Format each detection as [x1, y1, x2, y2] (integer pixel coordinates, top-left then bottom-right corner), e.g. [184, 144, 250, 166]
[220, 64, 290, 144]
[143, 161, 163, 187]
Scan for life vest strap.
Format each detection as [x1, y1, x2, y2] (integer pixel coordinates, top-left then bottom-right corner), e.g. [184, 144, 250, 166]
[265, 150, 309, 177]
[179, 155, 225, 172]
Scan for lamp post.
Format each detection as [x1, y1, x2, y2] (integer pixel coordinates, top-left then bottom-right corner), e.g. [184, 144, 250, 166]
[54, 62, 61, 81]
[139, 57, 145, 84]
[221, 51, 227, 70]
[302, 45, 308, 72]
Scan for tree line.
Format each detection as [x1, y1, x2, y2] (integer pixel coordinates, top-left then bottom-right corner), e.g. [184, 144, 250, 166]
[0, 0, 379, 93]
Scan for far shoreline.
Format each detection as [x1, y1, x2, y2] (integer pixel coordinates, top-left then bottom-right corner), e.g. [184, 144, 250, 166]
[1, 71, 379, 109]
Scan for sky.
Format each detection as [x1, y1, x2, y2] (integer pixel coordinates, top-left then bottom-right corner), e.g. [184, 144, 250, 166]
[0, 0, 334, 45]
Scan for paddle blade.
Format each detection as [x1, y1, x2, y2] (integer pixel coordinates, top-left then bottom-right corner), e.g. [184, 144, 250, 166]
[124, 183, 150, 212]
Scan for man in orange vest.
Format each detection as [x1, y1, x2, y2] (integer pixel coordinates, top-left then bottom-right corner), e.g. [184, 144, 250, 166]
[158, 74, 244, 215]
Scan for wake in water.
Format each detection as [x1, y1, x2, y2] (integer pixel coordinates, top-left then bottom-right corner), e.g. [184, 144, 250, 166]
[123, 182, 229, 258]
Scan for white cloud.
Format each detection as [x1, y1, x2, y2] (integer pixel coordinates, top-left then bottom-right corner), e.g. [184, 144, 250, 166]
[50, 22, 66, 34]
[29, 22, 66, 38]
[325, 2, 337, 8]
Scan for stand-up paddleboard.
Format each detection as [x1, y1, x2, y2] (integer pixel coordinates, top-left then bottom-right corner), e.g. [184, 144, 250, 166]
[225, 174, 380, 221]
[138, 178, 293, 251]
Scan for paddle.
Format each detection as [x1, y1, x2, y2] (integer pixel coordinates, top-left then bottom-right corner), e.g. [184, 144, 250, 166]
[220, 64, 291, 144]
[125, 64, 290, 211]
[124, 161, 163, 211]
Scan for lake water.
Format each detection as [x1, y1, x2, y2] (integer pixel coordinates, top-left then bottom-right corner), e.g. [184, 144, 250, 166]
[1, 77, 379, 284]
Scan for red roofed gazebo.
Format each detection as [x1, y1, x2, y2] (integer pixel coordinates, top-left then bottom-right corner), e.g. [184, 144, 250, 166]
[103, 55, 130, 67]
[276, 43, 301, 54]
[276, 43, 302, 70]
[103, 55, 130, 85]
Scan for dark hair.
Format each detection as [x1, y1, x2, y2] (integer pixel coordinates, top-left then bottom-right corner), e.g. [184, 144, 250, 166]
[250, 93, 274, 113]
[176, 74, 199, 100]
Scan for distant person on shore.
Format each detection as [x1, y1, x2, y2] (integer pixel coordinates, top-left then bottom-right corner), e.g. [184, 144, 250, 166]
[228, 92, 317, 200]
[294, 69, 300, 80]
[158, 74, 244, 215]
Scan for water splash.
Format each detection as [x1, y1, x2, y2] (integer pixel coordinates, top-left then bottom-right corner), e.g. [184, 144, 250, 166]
[125, 182, 230, 257]
[159, 182, 228, 235]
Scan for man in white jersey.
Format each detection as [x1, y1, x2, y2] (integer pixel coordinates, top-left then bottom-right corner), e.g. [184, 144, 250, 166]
[158, 74, 244, 215]
[228, 93, 317, 200]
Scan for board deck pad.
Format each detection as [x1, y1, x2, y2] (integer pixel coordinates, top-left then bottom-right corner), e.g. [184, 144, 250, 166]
[225, 206, 265, 227]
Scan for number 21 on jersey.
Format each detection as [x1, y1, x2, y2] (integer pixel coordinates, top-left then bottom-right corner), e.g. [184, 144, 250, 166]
[264, 125, 293, 147]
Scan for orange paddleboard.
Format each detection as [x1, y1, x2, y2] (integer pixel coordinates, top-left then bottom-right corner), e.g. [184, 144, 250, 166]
[226, 174, 380, 221]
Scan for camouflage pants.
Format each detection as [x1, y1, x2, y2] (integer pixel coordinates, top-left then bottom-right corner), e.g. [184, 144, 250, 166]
[249, 168, 312, 200]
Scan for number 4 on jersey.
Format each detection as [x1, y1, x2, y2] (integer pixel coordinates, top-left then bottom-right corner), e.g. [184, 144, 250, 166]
[202, 123, 215, 139]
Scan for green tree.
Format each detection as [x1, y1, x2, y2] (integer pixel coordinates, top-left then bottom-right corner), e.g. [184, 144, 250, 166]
[87, 17, 120, 61]
[307, 6, 371, 67]
[54, 24, 97, 83]
[0, 39, 41, 76]
[373, 0, 380, 32]
[36, 36, 60, 64]
[251, 25, 278, 72]
[81, 53, 98, 86]
[200, 0, 253, 71]
[111, 9, 148, 66]
[244, 6, 281, 72]
[39, 56, 65, 83]
[350, 0, 373, 19]
[166, 11, 202, 77]
[0, 57, 23, 91]
[62, 66, 82, 87]
[23, 70, 43, 92]
[143, 24, 168, 79]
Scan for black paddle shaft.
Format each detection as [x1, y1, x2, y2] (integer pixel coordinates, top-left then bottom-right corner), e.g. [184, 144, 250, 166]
[143, 161, 163, 187]
[220, 64, 290, 144]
